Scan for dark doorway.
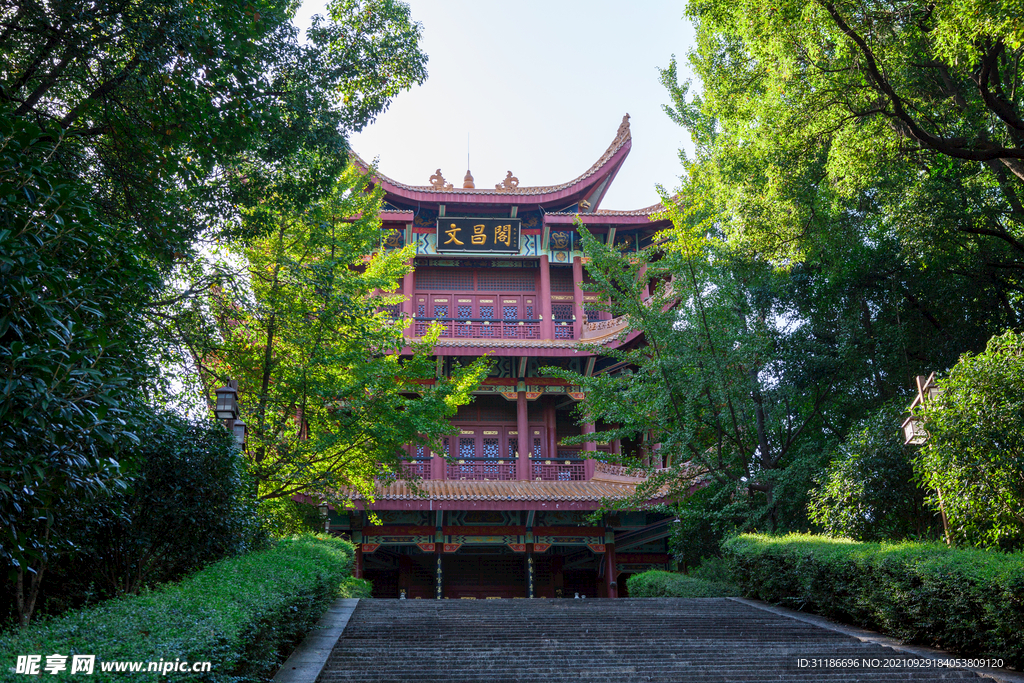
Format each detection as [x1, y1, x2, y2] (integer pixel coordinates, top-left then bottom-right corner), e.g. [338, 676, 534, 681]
[443, 553, 526, 599]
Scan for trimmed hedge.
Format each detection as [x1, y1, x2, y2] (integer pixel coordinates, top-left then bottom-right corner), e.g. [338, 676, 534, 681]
[1, 534, 357, 682]
[626, 570, 740, 598]
[723, 534, 1024, 666]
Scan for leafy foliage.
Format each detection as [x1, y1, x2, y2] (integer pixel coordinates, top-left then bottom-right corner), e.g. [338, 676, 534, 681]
[918, 330, 1024, 550]
[0, 535, 356, 682]
[72, 414, 264, 596]
[176, 164, 488, 503]
[558, 222, 839, 532]
[809, 400, 939, 541]
[626, 569, 739, 598]
[724, 533, 1024, 665]
[0, 114, 158, 626]
[1, 0, 429, 624]
[0, 0, 428, 261]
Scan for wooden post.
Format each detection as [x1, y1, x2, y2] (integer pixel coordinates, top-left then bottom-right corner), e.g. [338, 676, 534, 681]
[604, 542, 618, 598]
[539, 254, 554, 339]
[572, 255, 584, 340]
[401, 267, 415, 319]
[353, 544, 363, 579]
[431, 442, 446, 480]
[516, 391, 531, 480]
[435, 548, 443, 599]
[583, 422, 596, 480]
[527, 550, 535, 598]
[545, 401, 557, 461]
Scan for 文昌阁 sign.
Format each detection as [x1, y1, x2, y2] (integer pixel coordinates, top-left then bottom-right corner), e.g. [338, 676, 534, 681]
[436, 217, 521, 253]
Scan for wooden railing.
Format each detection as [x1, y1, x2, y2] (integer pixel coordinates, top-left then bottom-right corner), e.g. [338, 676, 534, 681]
[446, 458, 516, 481]
[412, 318, 541, 340]
[531, 454, 586, 481]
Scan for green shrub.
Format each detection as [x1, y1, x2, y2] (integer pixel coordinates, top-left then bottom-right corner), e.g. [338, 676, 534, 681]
[0, 535, 355, 682]
[723, 534, 1024, 666]
[339, 576, 373, 599]
[626, 570, 740, 598]
[809, 400, 938, 541]
[919, 330, 1024, 549]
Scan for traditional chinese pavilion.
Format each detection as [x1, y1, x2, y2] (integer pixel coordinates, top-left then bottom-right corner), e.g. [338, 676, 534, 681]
[328, 115, 676, 599]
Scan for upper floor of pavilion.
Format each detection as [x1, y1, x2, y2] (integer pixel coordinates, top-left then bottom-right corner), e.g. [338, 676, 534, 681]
[357, 115, 673, 352]
[356, 114, 672, 262]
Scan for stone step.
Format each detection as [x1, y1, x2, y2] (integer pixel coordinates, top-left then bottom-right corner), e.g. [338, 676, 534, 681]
[316, 599, 987, 683]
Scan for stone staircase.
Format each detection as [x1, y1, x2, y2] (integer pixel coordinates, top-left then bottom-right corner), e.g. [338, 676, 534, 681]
[316, 598, 987, 683]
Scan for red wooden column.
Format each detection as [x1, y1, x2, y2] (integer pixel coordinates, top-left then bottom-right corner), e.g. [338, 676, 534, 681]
[401, 267, 415, 318]
[637, 263, 649, 301]
[572, 255, 585, 340]
[430, 443, 446, 480]
[604, 541, 618, 598]
[544, 401, 557, 460]
[583, 421, 596, 479]
[516, 391, 531, 480]
[539, 254, 554, 339]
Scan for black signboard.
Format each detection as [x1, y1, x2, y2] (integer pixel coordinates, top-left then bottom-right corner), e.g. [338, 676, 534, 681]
[435, 217, 521, 253]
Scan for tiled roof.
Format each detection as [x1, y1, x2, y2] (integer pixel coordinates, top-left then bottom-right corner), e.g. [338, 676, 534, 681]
[351, 115, 632, 197]
[548, 202, 666, 217]
[355, 479, 641, 502]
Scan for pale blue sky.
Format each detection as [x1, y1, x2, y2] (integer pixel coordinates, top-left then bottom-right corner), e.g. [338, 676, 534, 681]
[294, 0, 697, 210]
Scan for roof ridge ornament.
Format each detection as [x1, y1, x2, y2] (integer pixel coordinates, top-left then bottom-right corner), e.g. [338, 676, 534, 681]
[495, 170, 520, 192]
[463, 169, 475, 189]
[615, 113, 631, 142]
[429, 169, 453, 190]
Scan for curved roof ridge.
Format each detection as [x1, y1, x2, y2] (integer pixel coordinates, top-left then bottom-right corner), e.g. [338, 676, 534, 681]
[547, 201, 666, 217]
[349, 114, 632, 197]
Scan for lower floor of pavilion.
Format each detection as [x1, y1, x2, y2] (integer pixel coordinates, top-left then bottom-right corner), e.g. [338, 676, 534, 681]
[329, 508, 674, 600]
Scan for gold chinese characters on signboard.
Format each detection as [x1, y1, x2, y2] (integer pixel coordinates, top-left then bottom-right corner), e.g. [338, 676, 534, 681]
[436, 217, 521, 253]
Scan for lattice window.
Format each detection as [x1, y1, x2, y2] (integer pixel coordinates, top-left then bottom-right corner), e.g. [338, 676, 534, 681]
[433, 305, 448, 319]
[416, 445, 425, 458]
[551, 271, 574, 292]
[443, 438, 450, 457]
[526, 305, 534, 319]
[416, 269, 473, 290]
[478, 270, 535, 291]
[508, 438, 517, 458]
[479, 305, 494, 319]
[533, 438, 542, 458]
[585, 305, 602, 321]
[503, 306, 518, 320]
[459, 438, 476, 459]
[482, 438, 500, 458]
[552, 304, 573, 320]
[457, 305, 472, 319]
[417, 304, 425, 316]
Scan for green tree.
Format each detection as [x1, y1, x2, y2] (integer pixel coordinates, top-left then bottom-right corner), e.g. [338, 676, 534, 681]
[809, 399, 938, 541]
[0, 0, 428, 624]
[0, 116, 155, 627]
[177, 164, 487, 503]
[918, 330, 1024, 550]
[1, 0, 428, 262]
[555, 221, 838, 531]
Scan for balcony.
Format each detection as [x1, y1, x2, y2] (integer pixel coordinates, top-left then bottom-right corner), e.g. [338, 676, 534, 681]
[530, 451, 586, 481]
[446, 458, 517, 481]
[413, 317, 541, 340]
